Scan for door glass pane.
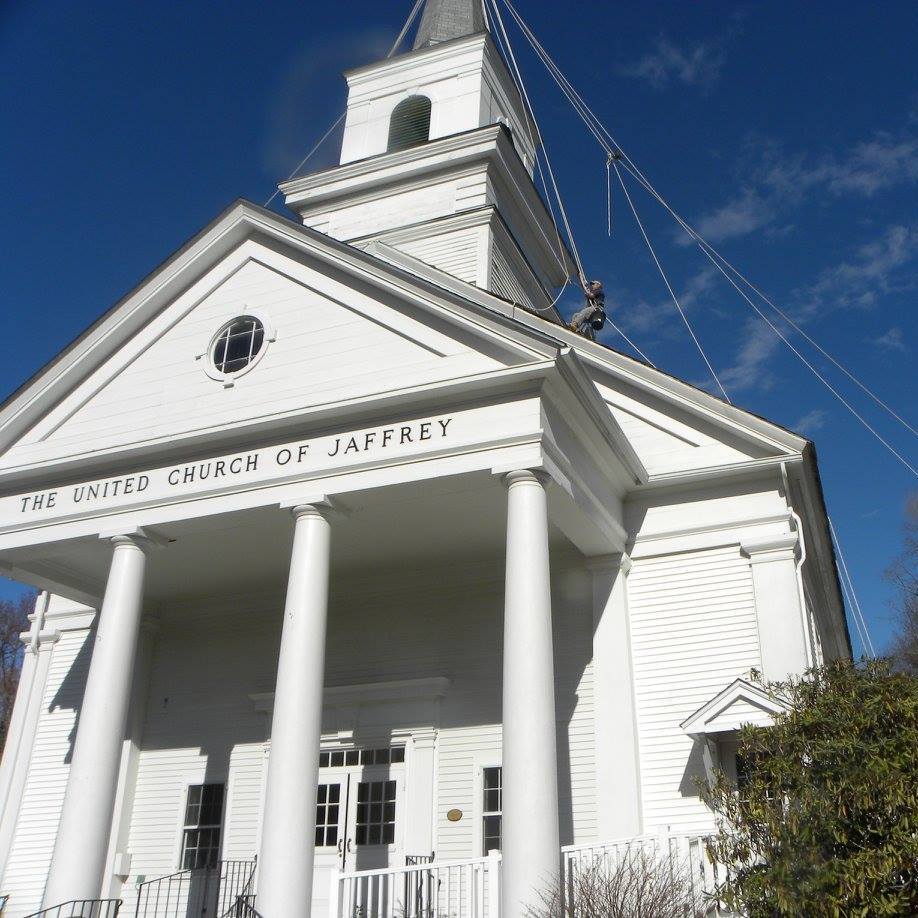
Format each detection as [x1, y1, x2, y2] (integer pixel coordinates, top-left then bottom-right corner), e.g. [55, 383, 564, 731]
[355, 780, 396, 846]
[315, 783, 341, 847]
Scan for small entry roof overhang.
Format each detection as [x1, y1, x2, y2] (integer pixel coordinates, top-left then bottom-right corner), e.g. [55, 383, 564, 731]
[681, 677, 790, 738]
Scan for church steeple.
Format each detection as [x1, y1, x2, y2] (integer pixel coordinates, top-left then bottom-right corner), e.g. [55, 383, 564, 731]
[280, 2, 573, 315]
[413, 0, 487, 50]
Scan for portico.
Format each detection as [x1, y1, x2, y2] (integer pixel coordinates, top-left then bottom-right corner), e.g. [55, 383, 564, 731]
[0, 334, 640, 916]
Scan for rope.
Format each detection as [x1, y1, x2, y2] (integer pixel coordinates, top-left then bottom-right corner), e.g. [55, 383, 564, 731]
[263, 115, 346, 207]
[486, 0, 587, 287]
[715, 260, 918, 441]
[604, 316, 656, 367]
[488, 0, 657, 365]
[606, 154, 613, 237]
[482, 0, 570, 279]
[612, 159, 730, 401]
[499, 0, 918, 476]
[829, 518, 877, 658]
[264, 0, 427, 208]
[388, 0, 427, 56]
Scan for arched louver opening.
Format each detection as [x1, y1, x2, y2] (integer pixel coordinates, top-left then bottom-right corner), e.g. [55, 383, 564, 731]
[387, 96, 432, 153]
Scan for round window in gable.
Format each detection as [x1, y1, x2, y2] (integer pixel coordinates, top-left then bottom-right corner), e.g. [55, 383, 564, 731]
[211, 315, 265, 376]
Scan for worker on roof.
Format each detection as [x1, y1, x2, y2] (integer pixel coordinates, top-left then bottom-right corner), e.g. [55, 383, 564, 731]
[569, 280, 606, 340]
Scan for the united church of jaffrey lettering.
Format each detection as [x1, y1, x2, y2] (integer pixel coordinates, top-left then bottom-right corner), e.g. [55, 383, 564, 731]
[0, 2, 850, 916]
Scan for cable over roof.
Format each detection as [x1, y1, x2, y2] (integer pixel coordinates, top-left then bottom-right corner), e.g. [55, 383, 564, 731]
[413, 0, 487, 49]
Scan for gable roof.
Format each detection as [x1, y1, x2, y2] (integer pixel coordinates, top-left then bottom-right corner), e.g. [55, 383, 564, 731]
[681, 677, 790, 737]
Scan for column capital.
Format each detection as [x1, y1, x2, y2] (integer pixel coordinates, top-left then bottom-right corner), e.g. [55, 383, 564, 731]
[740, 533, 798, 563]
[585, 552, 632, 575]
[409, 729, 439, 749]
[280, 494, 339, 521]
[102, 527, 167, 552]
[289, 503, 335, 523]
[501, 468, 551, 489]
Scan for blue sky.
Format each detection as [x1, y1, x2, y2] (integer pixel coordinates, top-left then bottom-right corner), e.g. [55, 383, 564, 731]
[1, 0, 916, 654]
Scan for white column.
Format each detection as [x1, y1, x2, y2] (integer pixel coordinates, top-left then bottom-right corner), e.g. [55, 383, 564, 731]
[103, 617, 159, 897]
[741, 534, 809, 681]
[44, 535, 149, 907]
[501, 470, 560, 916]
[588, 554, 642, 840]
[257, 504, 332, 918]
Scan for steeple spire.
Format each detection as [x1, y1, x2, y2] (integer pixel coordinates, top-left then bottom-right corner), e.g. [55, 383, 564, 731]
[412, 0, 487, 50]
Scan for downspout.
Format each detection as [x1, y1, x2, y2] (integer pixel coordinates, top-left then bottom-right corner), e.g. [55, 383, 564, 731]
[781, 463, 814, 668]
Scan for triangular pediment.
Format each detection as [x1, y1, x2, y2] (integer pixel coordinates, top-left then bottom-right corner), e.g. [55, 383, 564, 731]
[681, 677, 789, 737]
[0, 202, 557, 476]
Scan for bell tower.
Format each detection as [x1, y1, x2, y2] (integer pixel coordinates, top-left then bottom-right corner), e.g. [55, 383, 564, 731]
[280, 0, 572, 313]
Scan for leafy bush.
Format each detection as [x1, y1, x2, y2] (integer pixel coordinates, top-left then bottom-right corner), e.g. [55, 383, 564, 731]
[704, 660, 918, 916]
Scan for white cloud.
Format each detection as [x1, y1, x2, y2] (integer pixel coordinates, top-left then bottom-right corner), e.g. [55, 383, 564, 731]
[622, 36, 726, 91]
[716, 319, 781, 393]
[689, 133, 918, 244]
[262, 30, 390, 177]
[792, 409, 829, 435]
[874, 326, 909, 353]
[679, 189, 774, 246]
[717, 226, 918, 396]
[797, 225, 918, 315]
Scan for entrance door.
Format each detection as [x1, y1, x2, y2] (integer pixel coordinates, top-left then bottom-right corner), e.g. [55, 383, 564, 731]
[310, 745, 407, 917]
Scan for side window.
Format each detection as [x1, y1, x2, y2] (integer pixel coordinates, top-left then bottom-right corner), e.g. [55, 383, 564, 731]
[482, 766, 502, 854]
[387, 95, 432, 152]
[182, 783, 225, 869]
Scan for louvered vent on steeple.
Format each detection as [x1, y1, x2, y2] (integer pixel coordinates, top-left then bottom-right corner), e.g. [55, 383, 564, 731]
[387, 96, 432, 152]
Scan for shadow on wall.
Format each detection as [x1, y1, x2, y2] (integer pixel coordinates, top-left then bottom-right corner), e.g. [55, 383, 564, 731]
[50, 625, 95, 765]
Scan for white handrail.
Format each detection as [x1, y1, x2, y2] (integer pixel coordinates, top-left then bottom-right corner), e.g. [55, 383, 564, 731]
[332, 835, 722, 918]
[331, 851, 501, 918]
[337, 854, 492, 881]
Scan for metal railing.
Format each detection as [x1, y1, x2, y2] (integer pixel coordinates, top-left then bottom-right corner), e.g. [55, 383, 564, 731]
[331, 852, 501, 918]
[228, 897, 261, 918]
[133, 860, 256, 918]
[24, 901, 122, 918]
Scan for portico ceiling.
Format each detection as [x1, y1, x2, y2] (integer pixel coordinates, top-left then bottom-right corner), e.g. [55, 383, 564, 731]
[4, 473, 574, 606]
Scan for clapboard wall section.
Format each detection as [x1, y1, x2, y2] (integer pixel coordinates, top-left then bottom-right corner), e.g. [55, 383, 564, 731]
[395, 226, 482, 286]
[628, 545, 762, 835]
[2, 628, 93, 918]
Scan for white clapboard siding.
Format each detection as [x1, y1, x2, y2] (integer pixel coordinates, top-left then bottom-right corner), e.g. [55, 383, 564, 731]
[489, 246, 536, 310]
[592, 380, 769, 475]
[628, 546, 761, 835]
[395, 227, 482, 285]
[2, 629, 93, 918]
[11, 256, 503, 460]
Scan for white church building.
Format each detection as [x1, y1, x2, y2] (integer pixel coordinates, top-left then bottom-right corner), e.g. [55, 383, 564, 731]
[0, 2, 850, 915]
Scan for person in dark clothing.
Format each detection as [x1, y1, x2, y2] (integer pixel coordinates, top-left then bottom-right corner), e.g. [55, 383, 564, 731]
[569, 280, 606, 340]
